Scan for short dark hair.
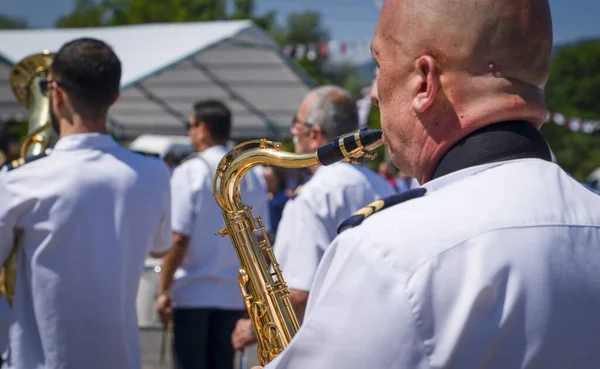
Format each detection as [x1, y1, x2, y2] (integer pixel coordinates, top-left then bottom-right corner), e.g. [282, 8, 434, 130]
[51, 37, 121, 118]
[193, 100, 231, 142]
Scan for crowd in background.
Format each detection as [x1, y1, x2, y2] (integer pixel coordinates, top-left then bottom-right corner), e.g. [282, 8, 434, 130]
[0, 123, 21, 166]
[160, 154, 418, 242]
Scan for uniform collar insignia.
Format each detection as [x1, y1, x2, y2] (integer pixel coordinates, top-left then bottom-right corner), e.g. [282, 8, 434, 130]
[4, 153, 48, 171]
[291, 174, 313, 199]
[337, 187, 427, 234]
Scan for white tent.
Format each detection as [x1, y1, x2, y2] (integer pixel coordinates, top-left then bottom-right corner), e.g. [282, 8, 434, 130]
[0, 20, 315, 141]
[586, 167, 600, 192]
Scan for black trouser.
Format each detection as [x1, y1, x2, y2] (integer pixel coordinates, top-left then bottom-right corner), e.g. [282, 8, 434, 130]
[173, 308, 244, 369]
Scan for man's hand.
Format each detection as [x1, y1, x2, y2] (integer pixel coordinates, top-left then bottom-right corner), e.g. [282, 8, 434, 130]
[251, 367, 263, 369]
[156, 293, 172, 326]
[231, 318, 258, 351]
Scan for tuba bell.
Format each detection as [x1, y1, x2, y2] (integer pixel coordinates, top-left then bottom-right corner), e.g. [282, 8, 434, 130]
[0, 50, 57, 308]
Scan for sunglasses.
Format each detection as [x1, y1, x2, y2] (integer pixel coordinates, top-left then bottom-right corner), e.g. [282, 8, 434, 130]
[38, 79, 68, 95]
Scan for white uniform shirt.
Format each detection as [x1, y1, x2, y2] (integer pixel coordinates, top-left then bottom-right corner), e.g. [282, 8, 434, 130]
[265, 158, 600, 368]
[170, 145, 269, 309]
[0, 133, 172, 369]
[274, 162, 395, 292]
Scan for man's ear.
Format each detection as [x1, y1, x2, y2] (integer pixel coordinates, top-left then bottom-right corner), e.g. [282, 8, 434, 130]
[54, 85, 67, 107]
[411, 55, 440, 113]
[310, 125, 325, 145]
[109, 91, 120, 107]
[198, 122, 210, 137]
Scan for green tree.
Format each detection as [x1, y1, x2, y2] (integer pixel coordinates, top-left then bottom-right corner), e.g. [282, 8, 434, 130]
[325, 63, 365, 98]
[56, 0, 274, 28]
[276, 11, 332, 86]
[542, 38, 600, 181]
[0, 14, 28, 29]
[55, 0, 105, 28]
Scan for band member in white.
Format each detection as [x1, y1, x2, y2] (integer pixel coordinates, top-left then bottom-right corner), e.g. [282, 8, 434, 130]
[0, 38, 172, 369]
[156, 100, 269, 369]
[252, 0, 600, 368]
[232, 86, 395, 352]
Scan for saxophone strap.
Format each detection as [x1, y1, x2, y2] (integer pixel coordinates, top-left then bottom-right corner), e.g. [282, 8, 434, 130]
[337, 187, 427, 234]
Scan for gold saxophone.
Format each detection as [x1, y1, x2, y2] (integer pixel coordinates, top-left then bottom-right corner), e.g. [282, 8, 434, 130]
[213, 128, 384, 365]
[0, 50, 57, 307]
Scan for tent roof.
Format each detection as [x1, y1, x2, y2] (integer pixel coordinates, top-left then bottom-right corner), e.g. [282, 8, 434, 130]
[0, 20, 315, 140]
[1, 20, 256, 88]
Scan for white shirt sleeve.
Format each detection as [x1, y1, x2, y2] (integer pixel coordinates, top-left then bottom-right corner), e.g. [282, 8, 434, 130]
[0, 171, 18, 265]
[274, 195, 329, 292]
[265, 230, 430, 369]
[244, 168, 270, 234]
[170, 164, 203, 237]
[151, 172, 172, 254]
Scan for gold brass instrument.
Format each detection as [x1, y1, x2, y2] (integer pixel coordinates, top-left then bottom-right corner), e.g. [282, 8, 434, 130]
[0, 51, 57, 307]
[213, 128, 384, 365]
[11, 50, 58, 158]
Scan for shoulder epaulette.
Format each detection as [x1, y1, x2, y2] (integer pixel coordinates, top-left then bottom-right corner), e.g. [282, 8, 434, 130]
[131, 150, 160, 158]
[337, 187, 427, 234]
[3, 153, 48, 172]
[291, 174, 313, 199]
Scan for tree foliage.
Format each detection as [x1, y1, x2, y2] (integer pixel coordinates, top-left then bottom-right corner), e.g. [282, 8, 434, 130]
[55, 0, 105, 28]
[542, 38, 600, 181]
[0, 14, 28, 29]
[56, 0, 273, 29]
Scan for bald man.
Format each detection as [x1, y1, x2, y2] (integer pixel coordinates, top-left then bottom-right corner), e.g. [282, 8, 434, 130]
[253, 0, 600, 368]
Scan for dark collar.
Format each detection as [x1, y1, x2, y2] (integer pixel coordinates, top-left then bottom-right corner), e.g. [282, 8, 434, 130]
[431, 120, 552, 180]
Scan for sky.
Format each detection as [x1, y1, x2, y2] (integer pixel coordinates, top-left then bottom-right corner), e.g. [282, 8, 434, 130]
[1, 0, 599, 63]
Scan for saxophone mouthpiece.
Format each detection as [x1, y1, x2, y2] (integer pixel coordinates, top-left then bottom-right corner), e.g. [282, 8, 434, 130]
[316, 128, 383, 166]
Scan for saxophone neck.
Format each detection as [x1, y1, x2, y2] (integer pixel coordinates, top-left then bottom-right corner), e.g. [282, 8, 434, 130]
[214, 139, 318, 212]
[214, 129, 384, 212]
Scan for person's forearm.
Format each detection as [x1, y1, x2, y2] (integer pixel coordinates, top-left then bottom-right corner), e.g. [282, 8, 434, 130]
[289, 289, 309, 322]
[158, 236, 188, 293]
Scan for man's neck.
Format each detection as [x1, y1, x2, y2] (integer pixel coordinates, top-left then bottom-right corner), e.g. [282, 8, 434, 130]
[59, 116, 108, 138]
[418, 89, 547, 184]
[196, 141, 224, 153]
[429, 120, 551, 181]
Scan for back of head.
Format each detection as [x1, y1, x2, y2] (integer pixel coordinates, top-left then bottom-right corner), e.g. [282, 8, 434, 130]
[372, 0, 553, 182]
[306, 85, 358, 139]
[51, 38, 121, 119]
[193, 100, 231, 143]
[380, 0, 553, 88]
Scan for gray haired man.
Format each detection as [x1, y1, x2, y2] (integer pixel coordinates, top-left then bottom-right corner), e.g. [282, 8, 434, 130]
[230, 85, 396, 352]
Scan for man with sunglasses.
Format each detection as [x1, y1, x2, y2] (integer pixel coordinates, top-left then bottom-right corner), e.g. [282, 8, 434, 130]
[231, 85, 395, 354]
[156, 99, 269, 369]
[0, 38, 172, 369]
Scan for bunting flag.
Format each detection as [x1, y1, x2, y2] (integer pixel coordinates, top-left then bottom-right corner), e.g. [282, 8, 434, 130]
[281, 40, 372, 60]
